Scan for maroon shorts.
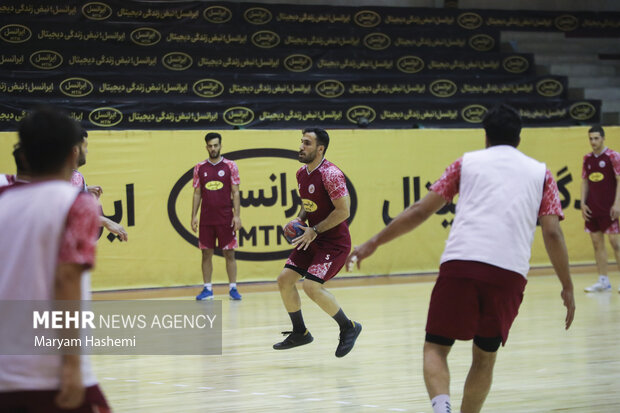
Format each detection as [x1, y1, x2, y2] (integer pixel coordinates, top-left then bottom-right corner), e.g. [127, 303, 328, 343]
[199, 224, 237, 250]
[0, 384, 109, 413]
[585, 215, 619, 234]
[426, 260, 527, 346]
[285, 240, 350, 284]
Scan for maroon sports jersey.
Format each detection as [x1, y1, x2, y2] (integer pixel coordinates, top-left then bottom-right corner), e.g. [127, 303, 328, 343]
[296, 158, 350, 249]
[193, 157, 240, 226]
[582, 148, 620, 217]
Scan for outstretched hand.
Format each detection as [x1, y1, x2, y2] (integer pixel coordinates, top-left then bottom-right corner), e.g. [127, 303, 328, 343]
[345, 239, 378, 271]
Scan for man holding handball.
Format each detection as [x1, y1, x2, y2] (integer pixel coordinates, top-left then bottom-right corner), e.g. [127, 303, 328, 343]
[274, 128, 361, 358]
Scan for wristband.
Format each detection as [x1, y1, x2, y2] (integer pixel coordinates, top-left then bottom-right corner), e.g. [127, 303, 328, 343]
[312, 225, 320, 234]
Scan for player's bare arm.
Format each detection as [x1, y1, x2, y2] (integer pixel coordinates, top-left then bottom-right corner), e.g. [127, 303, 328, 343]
[100, 216, 128, 241]
[191, 185, 201, 233]
[54, 262, 86, 409]
[611, 175, 620, 220]
[231, 184, 242, 230]
[539, 214, 575, 330]
[580, 178, 592, 221]
[347, 191, 446, 270]
[293, 195, 350, 251]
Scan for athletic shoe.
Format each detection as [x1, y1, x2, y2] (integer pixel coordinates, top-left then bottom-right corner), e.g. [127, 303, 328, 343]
[273, 330, 313, 350]
[229, 287, 242, 301]
[584, 281, 611, 292]
[196, 287, 214, 300]
[335, 321, 362, 358]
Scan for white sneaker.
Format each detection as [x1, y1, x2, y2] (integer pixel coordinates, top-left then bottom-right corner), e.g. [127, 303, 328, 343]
[584, 281, 612, 292]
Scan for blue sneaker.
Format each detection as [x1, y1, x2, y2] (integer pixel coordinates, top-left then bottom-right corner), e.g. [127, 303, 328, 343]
[196, 287, 213, 300]
[229, 287, 242, 300]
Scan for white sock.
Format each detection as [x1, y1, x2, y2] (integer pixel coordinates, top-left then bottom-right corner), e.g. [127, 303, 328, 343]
[599, 275, 610, 286]
[229, 283, 237, 289]
[431, 394, 451, 413]
[204, 283, 212, 291]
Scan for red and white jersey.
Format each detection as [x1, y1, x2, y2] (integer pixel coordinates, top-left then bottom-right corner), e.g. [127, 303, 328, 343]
[430, 145, 563, 278]
[582, 148, 620, 217]
[193, 157, 240, 226]
[0, 181, 100, 391]
[296, 158, 351, 249]
[71, 169, 87, 192]
[0, 174, 16, 187]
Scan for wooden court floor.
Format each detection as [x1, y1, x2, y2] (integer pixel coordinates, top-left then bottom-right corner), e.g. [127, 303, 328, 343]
[91, 271, 620, 412]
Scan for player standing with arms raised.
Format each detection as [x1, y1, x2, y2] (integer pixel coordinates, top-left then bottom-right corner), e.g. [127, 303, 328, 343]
[273, 127, 361, 358]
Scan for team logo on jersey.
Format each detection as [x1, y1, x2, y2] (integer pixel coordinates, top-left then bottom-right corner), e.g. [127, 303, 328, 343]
[218, 170, 225, 177]
[302, 199, 318, 212]
[203, 172, 207, 177]
[308, 184, 315, 194]
[205, 181, 224, 190]
[589, 172, 604, 182]
[599, 160, 606, 168]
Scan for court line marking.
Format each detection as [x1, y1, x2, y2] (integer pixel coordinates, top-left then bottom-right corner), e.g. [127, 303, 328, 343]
[103, 377, 412, 411]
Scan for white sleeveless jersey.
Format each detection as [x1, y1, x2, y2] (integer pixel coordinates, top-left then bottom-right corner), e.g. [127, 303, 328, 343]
[440, 146, 547, 278]
[0, 181, 97, 391]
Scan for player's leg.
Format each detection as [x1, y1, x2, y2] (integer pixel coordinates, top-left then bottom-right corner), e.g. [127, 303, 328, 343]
[218, 226, 241, 300]
[196, 248, 215, 300]
[201, 248, 215, 284]
[423, 339, 453, 413]
[197, 225, 216, 300]
[585, 230, 611, 292]
[460, 338, 499, 413]
[273, 267, 312, 349]
[302, 248, 362, 357]
[302, 278, 339, 315]
[464, 264, 524, 413]
[605, 221, 620, 292]
[424, 262, 483, 413]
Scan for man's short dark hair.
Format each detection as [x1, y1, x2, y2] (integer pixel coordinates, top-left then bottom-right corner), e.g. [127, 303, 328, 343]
[588, 124, 605, 137]
[482, 104, 522, 147]
[18, 107, 82, 175]
[303, 127, 330, 155]
[205, 132, 222, 144]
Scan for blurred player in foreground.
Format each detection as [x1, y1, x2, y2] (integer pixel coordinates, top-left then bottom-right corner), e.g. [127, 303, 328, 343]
[0, 107, 110, 412]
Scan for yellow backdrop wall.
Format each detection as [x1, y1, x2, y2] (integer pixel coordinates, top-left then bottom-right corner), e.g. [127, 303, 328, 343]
[0, 127, 615, 290]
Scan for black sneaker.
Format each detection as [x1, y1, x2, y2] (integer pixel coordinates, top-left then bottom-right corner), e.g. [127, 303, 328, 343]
[335, 321, 362, 358]
[273, 330, 314, 350]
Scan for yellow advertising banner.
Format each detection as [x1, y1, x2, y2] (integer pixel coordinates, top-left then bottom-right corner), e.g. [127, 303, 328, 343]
[0, 127, 616, 290]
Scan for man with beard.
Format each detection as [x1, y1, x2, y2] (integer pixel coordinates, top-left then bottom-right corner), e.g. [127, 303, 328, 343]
[581, 125, 620, 292]
[272, 127, 362, 358]
[191, 132, 243, 300]
[72, 129, 128, 242]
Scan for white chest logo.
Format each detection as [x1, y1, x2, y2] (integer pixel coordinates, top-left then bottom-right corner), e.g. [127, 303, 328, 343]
[203, 172, 208, 177]
[308, 184, 315, 194]
[218, 170, 225, 177]
[599, 160, 606, 168]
